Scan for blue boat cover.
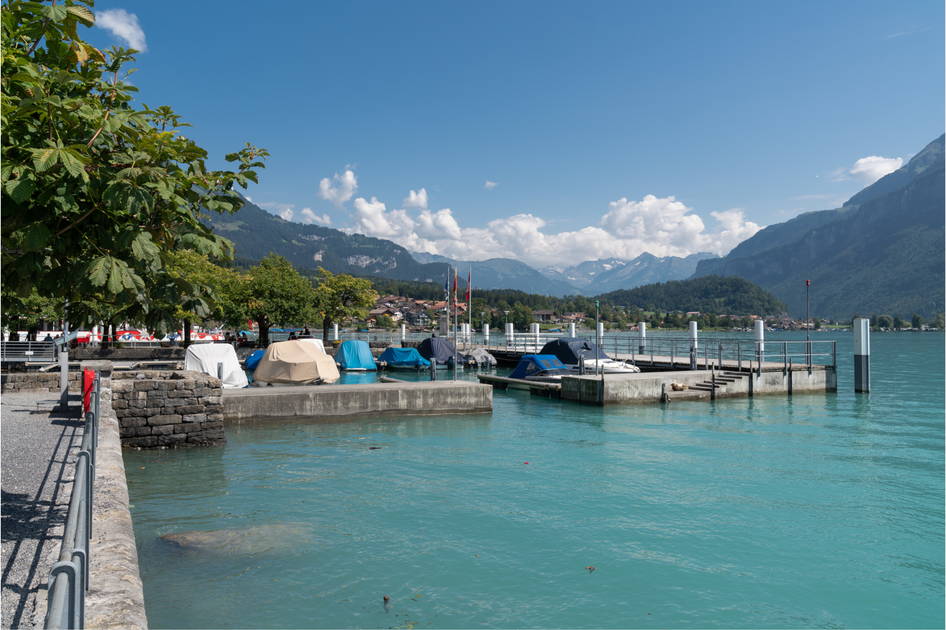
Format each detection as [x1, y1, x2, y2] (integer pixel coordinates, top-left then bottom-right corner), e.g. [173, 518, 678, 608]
[378, 346, 431, 368]
[417, 337, 459, 365]
[244, 349, 265, 370]
[509, 354, 571, 379]
[337, 340, 378, 370]
[538, 337, 609, 364]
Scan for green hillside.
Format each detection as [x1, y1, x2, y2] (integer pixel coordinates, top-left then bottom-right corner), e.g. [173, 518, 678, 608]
[695, 134, 945, 318]
[599, 276, 786, 315]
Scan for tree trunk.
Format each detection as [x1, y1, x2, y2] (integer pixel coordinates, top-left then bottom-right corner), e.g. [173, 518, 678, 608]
[322, 318, 332, 343]
[183, 319, 192, 346]
[259, 320, 270, 347]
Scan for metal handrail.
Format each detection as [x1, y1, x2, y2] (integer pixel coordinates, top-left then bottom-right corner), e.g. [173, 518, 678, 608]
[483, 333, 837, 370]
[1, 340, 57, 363]
[45, 373, 99, 630]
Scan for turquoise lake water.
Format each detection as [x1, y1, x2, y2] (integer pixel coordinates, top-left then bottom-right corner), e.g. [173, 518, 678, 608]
[124, 331, 944, 629]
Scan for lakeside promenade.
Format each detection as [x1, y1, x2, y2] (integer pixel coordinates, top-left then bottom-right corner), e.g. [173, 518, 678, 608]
[1, 393, 82, 629]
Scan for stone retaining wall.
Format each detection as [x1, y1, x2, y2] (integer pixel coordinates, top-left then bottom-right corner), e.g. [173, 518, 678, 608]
[112, 370, 224, 447]
[0, 370, 80, 392]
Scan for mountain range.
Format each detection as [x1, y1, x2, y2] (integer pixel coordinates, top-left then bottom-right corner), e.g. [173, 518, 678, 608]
[694, 134, 945, 318]
[207, 134, 944, 316]
[205, 200, 450, 282]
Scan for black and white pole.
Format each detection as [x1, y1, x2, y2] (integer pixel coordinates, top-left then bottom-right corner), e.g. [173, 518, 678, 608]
[638, 322, 647, 354]
[754, 319, 765, 366]
[689, 320, 698, 370]
[854, 317, 870, 393]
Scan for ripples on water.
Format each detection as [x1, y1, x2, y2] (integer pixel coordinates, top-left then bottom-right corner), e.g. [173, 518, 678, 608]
[125, 332, 944, 628]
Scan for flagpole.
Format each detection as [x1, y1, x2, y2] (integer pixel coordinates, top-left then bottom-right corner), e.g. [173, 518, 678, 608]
[452, 266, 458, 381]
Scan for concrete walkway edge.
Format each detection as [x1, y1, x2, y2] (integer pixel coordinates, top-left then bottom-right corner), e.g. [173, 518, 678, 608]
[85, 371, 148, 629]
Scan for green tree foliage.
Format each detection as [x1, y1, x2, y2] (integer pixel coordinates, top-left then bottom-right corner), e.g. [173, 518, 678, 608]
[911, 313, 923, 329]
[1, 288, 62, 339]
[313, 268, 377, 342]
[149, 251, 248, 341]
[600, 276, 786, 316]
[245, 255, 316, 346]
[1, 0, 267, 313]
[375, 314, 396, 329]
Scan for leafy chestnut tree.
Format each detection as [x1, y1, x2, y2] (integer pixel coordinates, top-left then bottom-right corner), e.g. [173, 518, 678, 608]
[1, 0, 267, 320]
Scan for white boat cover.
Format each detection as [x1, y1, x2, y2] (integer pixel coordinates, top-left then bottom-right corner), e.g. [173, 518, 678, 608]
[298, 337, 327, 355]
[184, 343, 249, 389]
[253, 340, 339, 385]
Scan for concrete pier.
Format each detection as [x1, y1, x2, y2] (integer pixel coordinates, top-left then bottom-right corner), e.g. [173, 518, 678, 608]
[222, 380, 493, 421]
[560, 364, 836, 405]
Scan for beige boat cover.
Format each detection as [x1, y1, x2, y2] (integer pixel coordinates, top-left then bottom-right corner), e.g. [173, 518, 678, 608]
[253, 340, 340, 384]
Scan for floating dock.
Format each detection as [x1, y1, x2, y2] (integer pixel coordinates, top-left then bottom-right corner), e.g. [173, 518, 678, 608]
[222, 380, 493, 421]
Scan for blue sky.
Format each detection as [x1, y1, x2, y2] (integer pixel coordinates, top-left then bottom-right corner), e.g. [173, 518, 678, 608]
[86, 0, 943, 268]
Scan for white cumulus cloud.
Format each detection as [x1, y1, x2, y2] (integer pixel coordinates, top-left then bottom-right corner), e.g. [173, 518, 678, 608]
[341, 190, 763, 268]
[848, 155, 903, 183]
[318, 169, 358, 205]
[403, 188, 428, 210]
[484, 180, 498, 190]
[300, 208, 331, 225]
[96, 9, 147, 51]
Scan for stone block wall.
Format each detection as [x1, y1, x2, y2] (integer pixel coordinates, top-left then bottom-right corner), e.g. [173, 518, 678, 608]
[111, 370, 224, 448]
[0, 370, 81, 392]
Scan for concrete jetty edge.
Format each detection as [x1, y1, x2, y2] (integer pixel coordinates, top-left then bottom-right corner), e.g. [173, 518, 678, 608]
[223, 380, 493, 422]
[84, 364, 148, 630]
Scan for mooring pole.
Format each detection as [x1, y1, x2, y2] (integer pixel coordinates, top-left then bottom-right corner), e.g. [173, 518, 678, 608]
[638, 322, 646, 354]
[754, 319, 765, 369]
[482, 323, 489, 346]
[332, 323, 339, 341]
[688, 321, 698, 370]
[568, 322, 576, 337]
[854, 317, 870, 393]
[59, 302, 69, 407]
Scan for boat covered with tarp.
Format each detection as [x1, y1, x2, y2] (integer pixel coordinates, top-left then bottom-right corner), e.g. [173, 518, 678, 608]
[378, 346, 431, 369]
[244, 349, 265, 371]
[468, 347, 497, 368]
[184, 343, 248, 388]
[509, 354, 573, 382]
[538, 337, 639, 373]
[253, 340, 340, 385]
[298, 337, 328, 355]
[336, 339, 378, 371]
[417, 337, 462, 367]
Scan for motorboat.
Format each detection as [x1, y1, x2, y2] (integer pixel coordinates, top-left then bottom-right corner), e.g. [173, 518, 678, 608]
[335, 339, 378, 371]
[509, 354, 574, 383]
[539, 337, 640, 374]
[377, 346, 431, 370]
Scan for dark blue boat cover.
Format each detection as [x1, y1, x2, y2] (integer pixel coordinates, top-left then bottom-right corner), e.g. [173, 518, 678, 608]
[337, 340, 378, 370]
[417, 337, 459, 365]
[378, 346, 431, 368]
[538, 337, 609, 364]
[509, 354, 570, 379]
[244, 349, 265, 370]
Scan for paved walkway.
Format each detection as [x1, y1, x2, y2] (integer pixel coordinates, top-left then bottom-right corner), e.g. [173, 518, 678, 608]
[2, 393, 82, 629]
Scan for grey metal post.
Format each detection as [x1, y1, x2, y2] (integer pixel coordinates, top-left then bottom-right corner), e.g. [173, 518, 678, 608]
[854, 317, 870, 393]
[332, 322, 339, 341]
[217, 362, 224, 380]
[482, 323, 489, 346]
[568, 322, 576, 337]
[638, 322, 646, 353]
[688, 321, 698, 370]
[400, 323, 406, 343]
[505, 322, 514, 347]
[59, 303, 69, 406]
[530, 323, 540, 351]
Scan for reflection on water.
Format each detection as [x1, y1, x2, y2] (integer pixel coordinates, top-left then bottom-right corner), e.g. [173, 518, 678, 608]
[126, 332, 944, 629]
